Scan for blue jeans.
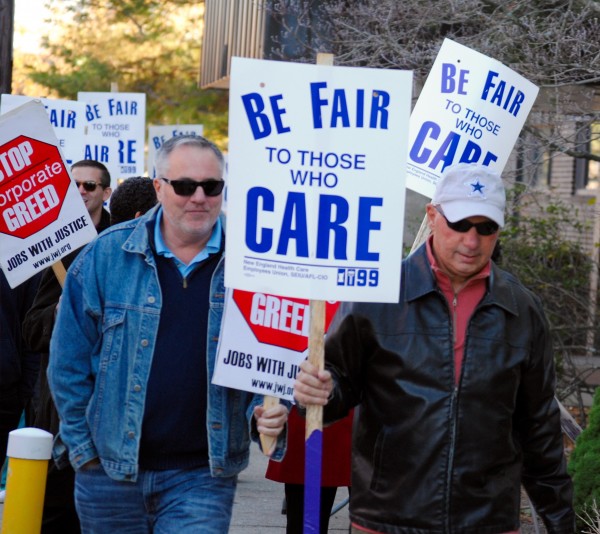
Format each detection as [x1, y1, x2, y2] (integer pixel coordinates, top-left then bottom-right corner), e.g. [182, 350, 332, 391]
[74, 463, 237, 533]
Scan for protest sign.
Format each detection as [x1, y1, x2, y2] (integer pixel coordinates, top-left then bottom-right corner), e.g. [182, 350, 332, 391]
[0, 101, 97, 288]
[147, 124, 204, 178]
[407, 38, 539, 198]
[77, 92, 146, 187]
[226, 57, 413, 303]
[1, 95, 87, 167]
[213, 289, 339, 401]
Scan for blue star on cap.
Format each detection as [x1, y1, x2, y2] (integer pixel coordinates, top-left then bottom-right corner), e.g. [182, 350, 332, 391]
[470, 180, 485, 195]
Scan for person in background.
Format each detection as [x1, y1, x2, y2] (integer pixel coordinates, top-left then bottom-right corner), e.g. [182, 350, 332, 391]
[47, 135, 288, 533]
[294, 163, 575, 533]
[266, 407, 353, 534]
[109, 176, 157, 226]
[0, 269, 41, 502]
[71, 159, 112, 230]
[22, 160, 112, 534]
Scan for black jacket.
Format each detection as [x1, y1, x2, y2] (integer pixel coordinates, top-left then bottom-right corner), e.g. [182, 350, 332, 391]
[322, 244, 574, 534]
[0, 270, 41, 401]
[22, 208, 111, 434]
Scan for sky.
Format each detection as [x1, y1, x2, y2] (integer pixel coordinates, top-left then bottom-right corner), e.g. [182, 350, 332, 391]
[13, 0, 52, 54]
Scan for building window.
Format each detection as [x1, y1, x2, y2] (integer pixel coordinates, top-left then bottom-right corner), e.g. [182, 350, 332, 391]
[515, 131, 552, 187]
[574, 121, 600, 192]
[588, 122, 600, 189]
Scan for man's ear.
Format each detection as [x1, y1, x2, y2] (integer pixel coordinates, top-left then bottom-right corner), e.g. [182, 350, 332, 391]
[102, 187, 112, 202]
[425, 204, 437, 229]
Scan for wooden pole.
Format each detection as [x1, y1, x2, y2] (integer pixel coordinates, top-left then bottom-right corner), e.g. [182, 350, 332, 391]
[305, 300, 326, 437]
[51, 261, 67, 288]
[303, 299, 326, 534]
[302, 51, 335, 534]
[0, 0, 14, 95]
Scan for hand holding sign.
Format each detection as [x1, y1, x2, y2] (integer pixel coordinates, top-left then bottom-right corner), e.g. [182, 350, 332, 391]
[254, 395, 286, 456]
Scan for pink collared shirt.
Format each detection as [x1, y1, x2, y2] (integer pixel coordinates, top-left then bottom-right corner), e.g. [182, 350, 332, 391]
[426, 237, 490, 385]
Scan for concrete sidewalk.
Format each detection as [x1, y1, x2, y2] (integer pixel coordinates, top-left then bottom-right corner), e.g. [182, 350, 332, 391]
[0, 444, 351, 532]
[230, 443, 351, 532]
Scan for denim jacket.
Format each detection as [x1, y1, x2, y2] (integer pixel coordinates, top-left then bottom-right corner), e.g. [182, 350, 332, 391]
[48, 207, 286, 482]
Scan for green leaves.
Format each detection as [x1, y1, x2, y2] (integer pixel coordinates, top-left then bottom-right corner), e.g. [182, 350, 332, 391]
[16, 0, 229, 147]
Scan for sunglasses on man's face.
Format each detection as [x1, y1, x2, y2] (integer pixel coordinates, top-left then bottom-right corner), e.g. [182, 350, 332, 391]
[75, 181, 103, 192]
[160, 177, 225, 197]
[436, 206, 499, 236]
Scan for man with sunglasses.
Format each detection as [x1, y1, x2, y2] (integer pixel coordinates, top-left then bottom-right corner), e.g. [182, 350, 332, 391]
[47, 135, 288, 533]
[71, 159, 113, 229]
[295, 163, 574, 534]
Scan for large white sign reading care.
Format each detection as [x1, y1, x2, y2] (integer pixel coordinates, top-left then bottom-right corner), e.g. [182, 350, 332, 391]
[226, 57, 413, 303]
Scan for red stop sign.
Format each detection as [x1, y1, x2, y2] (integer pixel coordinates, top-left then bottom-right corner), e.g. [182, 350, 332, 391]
[0, 136, 71, 239]
[233, 289, 339, 352]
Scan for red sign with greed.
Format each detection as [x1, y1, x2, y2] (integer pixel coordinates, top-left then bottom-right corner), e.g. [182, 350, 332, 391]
[0, 136, 71, 239]
[233, 289, 339, 352]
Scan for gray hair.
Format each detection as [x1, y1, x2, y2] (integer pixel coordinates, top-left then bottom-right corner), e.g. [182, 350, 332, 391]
[155, 135, 224, 177]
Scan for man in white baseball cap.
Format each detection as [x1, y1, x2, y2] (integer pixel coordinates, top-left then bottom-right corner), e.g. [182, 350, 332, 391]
[427, 162, 505, 291]
[294, 162, 574, 533]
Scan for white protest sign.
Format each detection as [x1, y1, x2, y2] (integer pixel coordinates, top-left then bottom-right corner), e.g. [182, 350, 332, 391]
[226, 57, 413, 303]
[213, 289, 339, 401]
[407, 38, 539, 198]
[0, 101, 97, 288]
[77, 92, 146, 187]
[1, 95, 87, 168]
[147, 124, 204, 178]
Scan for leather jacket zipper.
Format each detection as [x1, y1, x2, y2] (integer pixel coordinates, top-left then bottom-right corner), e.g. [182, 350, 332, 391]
[452, 293, 457, 379]
[446, 385, 459, 532]
[446, 293, 459, 532]
[452, 294, 457, 335]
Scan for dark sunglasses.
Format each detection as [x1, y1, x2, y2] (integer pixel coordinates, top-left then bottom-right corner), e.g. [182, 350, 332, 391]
[160, 177, 225, 197]
[435, 206, 499, 236]
[75, 180, 103, 192]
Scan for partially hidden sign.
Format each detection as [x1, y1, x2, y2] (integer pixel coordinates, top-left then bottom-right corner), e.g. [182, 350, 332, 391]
[225, 57, 413, 303]
[1, 95, 87, 167]
[213, 289, 339, 401]
[406, 38, 539, 198]
[77, 92, 146, 189]
[0, 101, 97, 287]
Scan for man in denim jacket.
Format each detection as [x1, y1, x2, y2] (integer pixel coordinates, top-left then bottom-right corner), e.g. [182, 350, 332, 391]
[48, 135, 288, 533]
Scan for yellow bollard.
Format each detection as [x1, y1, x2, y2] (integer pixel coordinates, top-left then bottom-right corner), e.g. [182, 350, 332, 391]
[1, 428, 53, 534]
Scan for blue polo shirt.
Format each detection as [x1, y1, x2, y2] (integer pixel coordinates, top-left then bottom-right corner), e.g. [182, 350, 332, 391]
[153, 206, 222, 276]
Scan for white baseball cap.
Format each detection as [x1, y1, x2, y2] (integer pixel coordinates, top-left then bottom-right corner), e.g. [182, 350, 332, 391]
[432, 163, 505, 227]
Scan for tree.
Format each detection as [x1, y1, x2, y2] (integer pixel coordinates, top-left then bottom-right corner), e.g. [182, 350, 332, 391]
[499, 184, 596, 405]
[569, 387, 600, 529]
[12, 0, 229, 147]
[265, 0, 600, 166]
[265, 0, 600, 405]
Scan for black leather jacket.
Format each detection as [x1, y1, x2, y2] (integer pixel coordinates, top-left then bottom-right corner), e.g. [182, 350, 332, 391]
[323, 244, 574, 534]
